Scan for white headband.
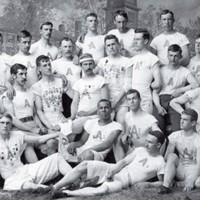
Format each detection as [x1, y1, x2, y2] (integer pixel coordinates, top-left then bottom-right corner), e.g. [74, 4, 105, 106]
[79, 57, 94, 64]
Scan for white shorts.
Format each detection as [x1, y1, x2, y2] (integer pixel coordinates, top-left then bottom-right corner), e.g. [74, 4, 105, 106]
[4, 153, 71, 190]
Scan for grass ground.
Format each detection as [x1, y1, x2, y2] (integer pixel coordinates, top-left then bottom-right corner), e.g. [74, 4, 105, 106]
[0, 186, 200, 200]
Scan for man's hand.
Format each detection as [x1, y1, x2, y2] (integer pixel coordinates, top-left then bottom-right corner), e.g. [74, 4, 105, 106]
[39, 126, 48, 135]
[51, 124, 61, 131]
[106, 170, 114, 182]
[157, 105, 167, 116]
[77, 111, 90, 117]
[6, 87, 16, 100]
[61, 75, 68, 87]
[183, 182, 194, 192]
[67, 143, 77, 156]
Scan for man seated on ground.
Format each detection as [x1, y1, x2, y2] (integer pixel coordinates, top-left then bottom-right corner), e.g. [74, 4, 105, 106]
[51, 130, 165, 198]
[159, 109, 200, 194]
[0, 113, 72, 191]
[31, 55, 73, 155]
[153, 44, 199, 134]
[2, 64, 47, 163]
[64, 99, 122, 162]
[70, 53, 108, 134]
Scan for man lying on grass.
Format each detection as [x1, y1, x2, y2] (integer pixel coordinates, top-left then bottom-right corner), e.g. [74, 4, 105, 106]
[0, 113, 72, 191]
[51, 130, 166, 198]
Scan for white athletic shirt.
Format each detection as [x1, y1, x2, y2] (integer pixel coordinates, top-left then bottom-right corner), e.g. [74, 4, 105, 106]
[73, 75, 106, 112]
[8, 54, 38, 88]
[128, 51, 159, 102]
[0, 53, 10, 91]
[77, 118, 122, 156]
[150, 32, 190, 65]
[31, 77, 66, 124]
[76, 34, 105, 64]
[169, 131, 200, 165]
[2, 89, 34, 119]
[107, 29, 135, 57]
[187, 56, 200, 80]
[0, 131, 25, 180]
[124, 111, 158, 147]
[159, 65, 191, 95]
[97, 56, 129, 103]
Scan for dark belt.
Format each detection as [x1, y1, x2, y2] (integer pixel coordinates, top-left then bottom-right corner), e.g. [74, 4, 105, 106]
[19, 116, 34, 123]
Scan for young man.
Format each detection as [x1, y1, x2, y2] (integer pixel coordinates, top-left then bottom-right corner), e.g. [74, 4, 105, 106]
[153, 44, 198, 133]
[159, 109, 200, 194]
[125, 28, 161, 114]
[70, 53, 108, 134]
[0, 113, 72, 191]
[31, 55, 73, 155]
[75, 13, 105, 64]
[52, 131, 165, 198]
[30, 21, 59, 61]
[52, 37, 81, 117]
[150, 9, 190, 66]
[65, 99, 122, 162]
[107, 10, 135, 57]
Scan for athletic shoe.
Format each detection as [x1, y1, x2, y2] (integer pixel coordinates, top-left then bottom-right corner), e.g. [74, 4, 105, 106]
[158, 185, 171, 194]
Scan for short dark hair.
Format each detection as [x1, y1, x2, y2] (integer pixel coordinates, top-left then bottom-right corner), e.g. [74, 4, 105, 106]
[0, 113, 13, 121]
[85, 12, 98, 20]
[104, 34, 119, 44]
[168, 44, 182, 55]
[97, 99, 112, 108]
[135, 28, 150, 41]
[126, 89, 141, 99]
[183, 108, 198, 122]
[17, 30, 32, 42]
[36, 55, 50, 67]
[149, 130, 165, 145]
[160, 9, 174, 19]
[195, 34, 200, 40]
[60, 36, 74, 46]
[40, 21, 53, 30]
[114, 10, 128, 21]
[10, 63, 27, 75]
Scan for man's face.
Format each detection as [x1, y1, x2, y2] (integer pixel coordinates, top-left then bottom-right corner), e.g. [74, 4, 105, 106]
[180, 114, 195, 131]
[39, 59, 52, 76]
[167, 50, 181, 66]
[19, 37, 31, 54]
[127, 92, 141, 111]
[13, 69, 27, 86]
[0, 117, 12, 136]
[81, 60, 95, 75]
[195, 38, 200, 55]
[114, 15, 128, 33]
[145, 134, 160, 154]
[160, 13, 174, 31]
[60, 40, 73, 58]
[105, 38, 119, 56]
[86, 16, 98, 32]
[40, 25, 52, 40]
[97, 101, 112, 120]
[134, 33, 147, 51]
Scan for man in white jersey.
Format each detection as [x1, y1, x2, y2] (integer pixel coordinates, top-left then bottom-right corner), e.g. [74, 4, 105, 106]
[187, 34, 200, 80]
[70, 53, 108, 134]
[51, 130, 165, 198]
[125, 28, 161, 114]
[30, 21, 59, 61]
[31, 55, 73, 155]
[153, 44, 198, 134]
[65, 99, 122, 162]
[75, 13, 104, 64]
[119, 89, 162, 160]
[52, 37, 81, 118]
[0, 113, 72, 191]
[159, 109, 200, 194]
[150, 9, 190, 66]
[107, 10, 136, 57]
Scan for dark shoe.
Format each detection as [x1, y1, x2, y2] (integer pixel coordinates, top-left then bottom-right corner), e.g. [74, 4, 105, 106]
[51, 190, 68, 199]
[158, 185, 171, 194]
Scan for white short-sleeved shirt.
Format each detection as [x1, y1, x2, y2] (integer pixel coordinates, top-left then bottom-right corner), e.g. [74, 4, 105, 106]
[128, 51, 159, 102]
[169, 131, 200, 165]
[107, 29, 135, 57]
[31, 77, 66, 124]
[76, 34, 105, 64]
[187, 56, 200, 80]
[73, 75, 106, 112]
[97, 56, 129, 103]
[9, 54, 38, 88]
[125, 111, 158, 147]
[159, 66, 191, 95]
[150, 32, 190, 65]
